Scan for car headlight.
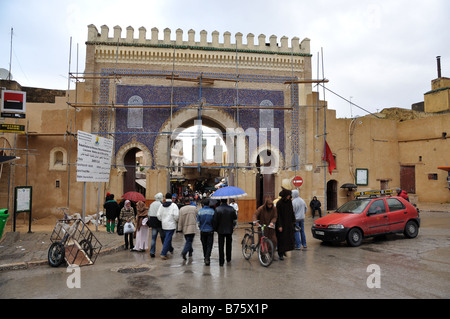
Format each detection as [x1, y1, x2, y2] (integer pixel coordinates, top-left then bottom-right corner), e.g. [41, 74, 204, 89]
[327, 224, 344, 229]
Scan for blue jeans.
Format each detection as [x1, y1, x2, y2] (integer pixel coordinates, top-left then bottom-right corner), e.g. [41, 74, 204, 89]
[150, 227, 165, 255]
[161, 229, 175, 257]
[182, 234, 195, 257]
[294, 220, 307, 248]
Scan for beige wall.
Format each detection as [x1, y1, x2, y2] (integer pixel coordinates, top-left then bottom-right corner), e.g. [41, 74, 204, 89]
[397, 114, 450, 202]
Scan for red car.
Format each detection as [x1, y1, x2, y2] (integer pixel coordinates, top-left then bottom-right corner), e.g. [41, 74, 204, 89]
[311, 193, 420, 247]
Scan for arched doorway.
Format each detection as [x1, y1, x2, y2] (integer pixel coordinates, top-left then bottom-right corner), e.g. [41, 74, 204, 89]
[154, 109, 240, 168]
[327, 180, 338, 211]
[154, 109, 242, 195]
[171, 122, 228, 197]
[123, 148, 141, 194]
[116, 141, 152, 197]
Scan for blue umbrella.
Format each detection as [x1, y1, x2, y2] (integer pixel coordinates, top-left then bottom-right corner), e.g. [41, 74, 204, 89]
[210, 186, 247, 199]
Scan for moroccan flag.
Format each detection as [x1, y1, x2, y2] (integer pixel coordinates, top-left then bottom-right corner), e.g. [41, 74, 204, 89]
[322, 141, 336, 175]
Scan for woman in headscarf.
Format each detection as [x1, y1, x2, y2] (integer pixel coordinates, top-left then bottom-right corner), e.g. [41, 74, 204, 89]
[132, 201, 149, 252]
[275, 189, 295, 260]
[119, 200, 135, 250]
[253, 197, 277, 247]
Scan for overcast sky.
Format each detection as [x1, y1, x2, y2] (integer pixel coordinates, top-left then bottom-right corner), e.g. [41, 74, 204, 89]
[1, 0, 449, 118]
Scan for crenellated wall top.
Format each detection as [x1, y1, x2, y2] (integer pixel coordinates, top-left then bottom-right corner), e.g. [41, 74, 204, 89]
[87, 25, 311, 56]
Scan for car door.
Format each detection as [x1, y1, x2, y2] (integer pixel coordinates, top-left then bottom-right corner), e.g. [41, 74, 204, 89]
[364, 199, 389, 235]
[386, 198, 407, 232]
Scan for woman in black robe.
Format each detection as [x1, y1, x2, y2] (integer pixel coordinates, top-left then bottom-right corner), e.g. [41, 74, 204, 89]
[275, 189, 295, 260]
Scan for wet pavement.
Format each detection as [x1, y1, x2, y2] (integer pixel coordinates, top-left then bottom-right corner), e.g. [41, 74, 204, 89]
[0, 204, 449, 299]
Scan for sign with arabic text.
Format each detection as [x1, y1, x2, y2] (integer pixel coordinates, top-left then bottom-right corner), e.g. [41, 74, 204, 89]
[76, 130, 113, 182]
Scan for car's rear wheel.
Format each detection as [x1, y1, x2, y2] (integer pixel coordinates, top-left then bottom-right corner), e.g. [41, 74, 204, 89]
[404, 220, 419, 238]
[347, 228, 363, 247]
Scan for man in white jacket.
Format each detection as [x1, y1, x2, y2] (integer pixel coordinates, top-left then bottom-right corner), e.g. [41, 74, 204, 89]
[292, 189, 307, 250]
[157, 192, 179, 259]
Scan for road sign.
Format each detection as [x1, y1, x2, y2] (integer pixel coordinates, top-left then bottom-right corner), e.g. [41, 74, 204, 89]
[292, 176, 303, 187]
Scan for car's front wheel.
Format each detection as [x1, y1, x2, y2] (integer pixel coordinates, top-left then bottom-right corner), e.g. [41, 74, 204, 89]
[347, 228, 363, 247]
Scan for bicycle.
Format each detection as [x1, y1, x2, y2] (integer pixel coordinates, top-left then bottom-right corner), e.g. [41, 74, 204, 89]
[241, 221, 275, 267]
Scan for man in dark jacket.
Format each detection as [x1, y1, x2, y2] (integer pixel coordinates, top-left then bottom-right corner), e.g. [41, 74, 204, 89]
[213, 199, 237, 266]
[104, 193, 120, 233]
[309, 196, 322, 218]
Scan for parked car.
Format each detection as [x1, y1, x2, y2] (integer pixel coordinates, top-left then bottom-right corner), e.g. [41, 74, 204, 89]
[311, 192, 420, 247]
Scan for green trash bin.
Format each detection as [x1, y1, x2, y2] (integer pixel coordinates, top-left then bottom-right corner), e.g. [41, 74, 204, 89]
[0, 209, 9, 239]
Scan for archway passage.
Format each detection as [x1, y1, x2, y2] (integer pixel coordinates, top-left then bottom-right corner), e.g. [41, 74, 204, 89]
[170, 122, 228, 198]
[123, 147, 146, 196]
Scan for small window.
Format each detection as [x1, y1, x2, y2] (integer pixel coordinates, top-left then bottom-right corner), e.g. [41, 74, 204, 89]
[49, 147, 67, 171]
[386, 198, 406, 212]
[54, 151, 64, 165]
[55, 180, 60, 188]
[428, 173, 438, 180]
[259, 100, 274, 129]
[127, 95, 143, 129]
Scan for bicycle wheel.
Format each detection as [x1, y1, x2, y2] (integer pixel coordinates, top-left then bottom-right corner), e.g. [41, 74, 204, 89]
[258, 237, 274, 267]
[241, 234, 253, 260]
[48, 242, 65, 267]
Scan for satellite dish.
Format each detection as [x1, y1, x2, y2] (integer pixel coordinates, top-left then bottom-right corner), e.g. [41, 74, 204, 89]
[0, 68, 13, 80]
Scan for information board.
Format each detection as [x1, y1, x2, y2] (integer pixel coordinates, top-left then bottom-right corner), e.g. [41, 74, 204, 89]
[76, 130, 113, 182]
[13, 186, 32, 233]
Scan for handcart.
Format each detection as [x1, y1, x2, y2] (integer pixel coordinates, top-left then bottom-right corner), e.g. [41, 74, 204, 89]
[48, 218, 102, 267]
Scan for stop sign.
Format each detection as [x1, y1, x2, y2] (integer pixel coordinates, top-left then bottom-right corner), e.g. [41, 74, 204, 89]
[292, 176, 303, 187]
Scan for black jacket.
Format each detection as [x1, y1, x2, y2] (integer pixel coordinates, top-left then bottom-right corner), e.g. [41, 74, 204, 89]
[104, 199, 120, 220]
[213, 203, 237, 235]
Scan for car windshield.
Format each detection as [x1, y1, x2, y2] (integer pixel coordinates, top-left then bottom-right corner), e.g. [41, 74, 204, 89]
[336, 199, 371, 214]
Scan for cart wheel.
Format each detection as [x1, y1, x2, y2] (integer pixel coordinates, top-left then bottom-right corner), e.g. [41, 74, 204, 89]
[79, 239, 93, 258]
[48, 242, 65, 267]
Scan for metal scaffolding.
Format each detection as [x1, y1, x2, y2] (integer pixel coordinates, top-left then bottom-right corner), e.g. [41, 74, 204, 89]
[65, 35, 330, 210]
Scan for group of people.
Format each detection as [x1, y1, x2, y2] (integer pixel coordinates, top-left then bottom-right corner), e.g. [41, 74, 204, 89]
[254, 188, 309, 260]
[103, 187, 322, 264]
[103, 193, 150, 251]
[103, 191, 238, 266]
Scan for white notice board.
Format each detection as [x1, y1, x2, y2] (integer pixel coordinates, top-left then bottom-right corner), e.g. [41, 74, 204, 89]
[77, 130, 113, 182]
